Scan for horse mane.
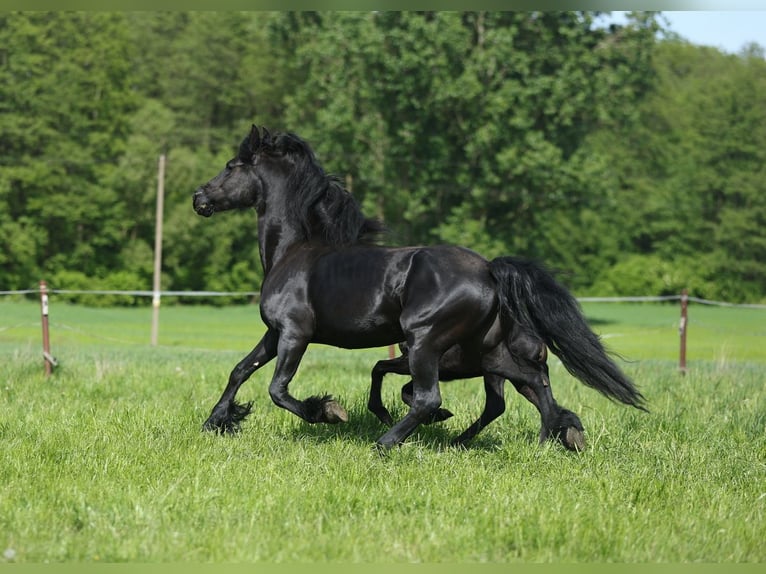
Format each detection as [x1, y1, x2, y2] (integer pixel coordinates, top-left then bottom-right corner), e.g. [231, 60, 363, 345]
[267, 131, 385, 246]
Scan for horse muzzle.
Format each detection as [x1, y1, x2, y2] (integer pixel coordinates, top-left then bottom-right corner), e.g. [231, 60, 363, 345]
[193, 190, 215, 217]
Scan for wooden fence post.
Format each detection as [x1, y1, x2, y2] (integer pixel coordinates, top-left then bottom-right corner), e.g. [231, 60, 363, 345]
[151, 153, 166, 346]
[679, 289, 688, 374]
[40, 280, 53, 377]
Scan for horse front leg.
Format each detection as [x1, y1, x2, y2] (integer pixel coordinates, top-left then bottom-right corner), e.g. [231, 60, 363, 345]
[203, 329, 278, 434]
[268, 335, 348, 424]
[369, 353, 453, 428]
[375, 345, 442, 450]
[400, 381, 455, 424]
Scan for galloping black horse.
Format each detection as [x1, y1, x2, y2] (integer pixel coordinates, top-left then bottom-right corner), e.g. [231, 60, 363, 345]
[368, 334, 581, 448]
[368, 329, 580, 448]
[193, 125, 645, 450]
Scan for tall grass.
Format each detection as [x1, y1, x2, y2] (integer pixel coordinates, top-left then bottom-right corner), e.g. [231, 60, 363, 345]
[0, 300, 764, 562]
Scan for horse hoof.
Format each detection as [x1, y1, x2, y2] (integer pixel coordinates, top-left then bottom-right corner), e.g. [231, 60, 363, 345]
[322, 399, 348, 424]
[374, 438, 399, 455]
[373, 442, 392, 457]
[562, 427, 586, 452]
[303, 394, 347, 423]
[427, 408, 454, 424]
[201, 420, 218, 433]
[202, 419, 233, 435]
[202, 401, 253, 434]
[369, 408, 395, 427]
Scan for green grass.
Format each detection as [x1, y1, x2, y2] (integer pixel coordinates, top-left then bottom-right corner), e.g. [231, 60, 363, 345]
[0, 299, 764, 562]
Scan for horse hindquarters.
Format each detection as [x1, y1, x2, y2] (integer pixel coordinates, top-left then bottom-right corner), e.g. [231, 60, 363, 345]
[375, 248, 498, 448]
[489, 256, 646, 411]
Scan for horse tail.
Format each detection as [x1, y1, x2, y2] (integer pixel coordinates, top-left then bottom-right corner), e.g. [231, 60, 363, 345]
[489, 256, 647, 410]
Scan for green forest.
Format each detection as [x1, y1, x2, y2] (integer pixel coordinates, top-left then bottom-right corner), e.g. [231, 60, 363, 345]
[1, 12, 765, 304]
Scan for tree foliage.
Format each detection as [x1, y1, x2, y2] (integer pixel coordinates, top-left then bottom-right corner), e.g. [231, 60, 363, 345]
[584, 40, 766, 302]
[1, 11, 764, 304]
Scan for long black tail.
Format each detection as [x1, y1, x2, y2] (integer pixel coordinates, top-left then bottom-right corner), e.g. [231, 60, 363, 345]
[489, 256, 646, 410]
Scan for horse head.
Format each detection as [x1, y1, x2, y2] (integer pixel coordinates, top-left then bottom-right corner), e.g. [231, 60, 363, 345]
[193, 124, 267, 217]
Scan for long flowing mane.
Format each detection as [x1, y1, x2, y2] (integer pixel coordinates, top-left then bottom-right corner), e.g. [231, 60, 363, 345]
[268, 132, 384, 246]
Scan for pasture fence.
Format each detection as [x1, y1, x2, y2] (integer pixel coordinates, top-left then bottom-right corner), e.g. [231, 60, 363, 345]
[1, 282, 764, 378]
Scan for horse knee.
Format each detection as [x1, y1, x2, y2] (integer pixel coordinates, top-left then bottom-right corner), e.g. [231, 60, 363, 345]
[410, 389, 442, 420]
[268, 383, 287, 408]
[370, 361, 387, 381]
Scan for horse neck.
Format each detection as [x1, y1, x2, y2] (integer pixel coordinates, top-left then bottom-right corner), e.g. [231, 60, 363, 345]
[257, 202, 305, 276]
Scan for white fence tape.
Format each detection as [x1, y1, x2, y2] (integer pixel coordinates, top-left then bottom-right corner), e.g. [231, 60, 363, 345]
[578, 294, 766, 309]
[1, 288, 765, 308]
[0, 289, 258, 298]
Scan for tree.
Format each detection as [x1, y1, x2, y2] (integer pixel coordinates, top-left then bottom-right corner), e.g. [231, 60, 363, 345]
[272, 12, 660, 287]
[2, 11, 764, 304]
[0, 13, 140, 289]
[586, 39, 766, 302]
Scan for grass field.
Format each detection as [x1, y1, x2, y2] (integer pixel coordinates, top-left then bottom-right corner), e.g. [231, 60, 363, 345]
[0, 299, 764, 562]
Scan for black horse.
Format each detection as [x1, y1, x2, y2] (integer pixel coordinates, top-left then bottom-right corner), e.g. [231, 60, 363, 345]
[193, 125, 645, 450]
[368, 330, 583, 449]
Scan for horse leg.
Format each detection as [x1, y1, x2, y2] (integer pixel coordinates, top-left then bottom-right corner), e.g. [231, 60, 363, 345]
[451, 374, 505, 446]
[400, 380, 455, 424]
[503, 332, 586, 450]
[370, 351, 455, 427]
[510, 362, 585, 451]
[268, 335, 348, 424]
[375, 343, 442, 449]
[368, 356, 411, 426]
[482, 339, 585, 451]
[203, 328, 278, 434]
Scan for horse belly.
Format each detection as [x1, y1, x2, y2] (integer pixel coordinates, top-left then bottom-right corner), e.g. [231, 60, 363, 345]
[312, 293, 404, 348]
[309, 251, 406, 348]
[314, 324, 404, 349]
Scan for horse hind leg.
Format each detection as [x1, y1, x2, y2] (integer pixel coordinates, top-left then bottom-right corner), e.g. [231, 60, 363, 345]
[451, 373, 505, 446]
[368, 356, 410, 426]
[492, 341, 586, 451]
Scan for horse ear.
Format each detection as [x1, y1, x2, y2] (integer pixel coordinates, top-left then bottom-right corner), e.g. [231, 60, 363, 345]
[248, 124, 261, 152]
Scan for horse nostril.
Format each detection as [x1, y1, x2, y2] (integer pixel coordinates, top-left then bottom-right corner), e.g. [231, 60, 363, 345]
[193, 192, 215, 217]
[193, 191, 206, 207]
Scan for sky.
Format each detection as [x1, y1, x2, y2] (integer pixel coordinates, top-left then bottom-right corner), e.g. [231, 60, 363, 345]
[612, 11, 766, 54]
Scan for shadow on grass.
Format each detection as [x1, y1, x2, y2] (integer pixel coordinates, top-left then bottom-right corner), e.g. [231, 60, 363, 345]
[285, 403, 546, 453]
[585, 316, 618, 327]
